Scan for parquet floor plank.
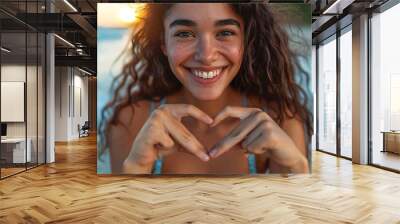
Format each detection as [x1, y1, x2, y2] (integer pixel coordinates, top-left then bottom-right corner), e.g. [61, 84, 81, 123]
[0, 135, 399, 223]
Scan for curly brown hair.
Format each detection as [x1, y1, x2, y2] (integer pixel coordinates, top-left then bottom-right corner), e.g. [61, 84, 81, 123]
[99, 2, 313, 158]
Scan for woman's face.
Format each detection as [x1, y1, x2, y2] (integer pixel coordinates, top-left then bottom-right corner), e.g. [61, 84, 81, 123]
[162, 3, 244, 101]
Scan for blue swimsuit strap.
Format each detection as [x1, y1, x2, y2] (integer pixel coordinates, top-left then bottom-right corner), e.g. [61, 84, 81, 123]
[241, 96, 258, 174]
[151, 98, 165, 175]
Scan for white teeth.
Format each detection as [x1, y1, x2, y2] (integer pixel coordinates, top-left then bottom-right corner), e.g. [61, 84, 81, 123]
[192, 68, 222, 79]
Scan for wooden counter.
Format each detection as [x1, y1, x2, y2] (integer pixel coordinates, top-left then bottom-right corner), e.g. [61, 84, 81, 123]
[382, 131, 400, 154]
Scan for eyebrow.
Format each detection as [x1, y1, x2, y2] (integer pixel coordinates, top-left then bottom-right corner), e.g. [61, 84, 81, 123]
[169, 19, 241, 28]
[215, 19, 241, 28]
[169, 19, 196, 28]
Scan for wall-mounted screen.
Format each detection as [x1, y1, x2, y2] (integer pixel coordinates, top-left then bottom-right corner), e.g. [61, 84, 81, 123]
[97, 3, 313, 175]
[1, 81, 25, 122]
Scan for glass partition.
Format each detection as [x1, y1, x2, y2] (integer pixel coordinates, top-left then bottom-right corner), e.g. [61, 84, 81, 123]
[339, 28, 352, 158]
[0, 1, 46, 179]
[1, 30, 28, 177]
[317, 36, 337, 155]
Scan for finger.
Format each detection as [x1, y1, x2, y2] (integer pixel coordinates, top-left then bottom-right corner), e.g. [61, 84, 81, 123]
[157, 131, 175, 148]
[150, 128, 173, 158]
[163, 115, 210, 162]
[245, 129, 268, 154]
[241, 121, 266, 149]
[164, 104, 213, 124]
[211, 106, 264, 127]
[209, 111, 267, 158]
[157, 132, 190, 156]
[211, 106, 247, 127]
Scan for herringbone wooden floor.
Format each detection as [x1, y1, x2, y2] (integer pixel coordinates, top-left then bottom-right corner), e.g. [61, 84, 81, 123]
[1, 135, 400, 224]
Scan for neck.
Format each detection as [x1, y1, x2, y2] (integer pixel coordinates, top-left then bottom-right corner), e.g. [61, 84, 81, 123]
[172, 87, 240, 131]
[178, 87, 238, 119]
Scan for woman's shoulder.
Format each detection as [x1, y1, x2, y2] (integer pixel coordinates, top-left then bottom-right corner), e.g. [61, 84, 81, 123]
[116, 100, 150, 123]
[247, 95, 306, 140]
[107, 100, 155, 172]
[108, 99, 164, 150]
[111, 100, 157, 134]
[246, 95, 301, 122]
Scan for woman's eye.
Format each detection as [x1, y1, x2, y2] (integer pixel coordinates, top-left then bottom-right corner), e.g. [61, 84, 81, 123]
[217, 30, 235, 37]
[174, 31, 194, 38]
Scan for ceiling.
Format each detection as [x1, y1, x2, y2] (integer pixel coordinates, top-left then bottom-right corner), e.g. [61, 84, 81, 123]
[0, 0, 101, 74]
[0, 0, 394, 75]
[308, 0, 390, 43]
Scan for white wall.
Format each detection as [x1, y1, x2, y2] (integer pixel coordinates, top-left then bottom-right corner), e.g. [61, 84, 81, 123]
[54, 67, 89, 141]
[55, 67, 69, 141]
[72, 73, 89, 138]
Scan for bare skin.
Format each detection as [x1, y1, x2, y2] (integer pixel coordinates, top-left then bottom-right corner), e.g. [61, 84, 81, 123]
[109, 87, 308, 174]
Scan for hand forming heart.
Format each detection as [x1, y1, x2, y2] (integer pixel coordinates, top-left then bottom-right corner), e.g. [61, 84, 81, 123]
[122, 104, 308, 174]
[208, 106, 308, 172]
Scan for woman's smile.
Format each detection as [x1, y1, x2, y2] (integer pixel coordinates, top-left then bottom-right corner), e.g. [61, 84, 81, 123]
[184, 66, 228, 85]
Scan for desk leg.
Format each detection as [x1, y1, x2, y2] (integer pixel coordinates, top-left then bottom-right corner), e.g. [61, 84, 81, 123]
[382, 133, 386, 153]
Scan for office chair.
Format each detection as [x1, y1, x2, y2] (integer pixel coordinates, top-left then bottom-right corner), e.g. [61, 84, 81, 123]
[79, 121, 90, 138]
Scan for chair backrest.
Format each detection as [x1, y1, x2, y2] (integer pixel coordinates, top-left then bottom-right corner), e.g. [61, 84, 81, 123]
[82, 121, 90, 129]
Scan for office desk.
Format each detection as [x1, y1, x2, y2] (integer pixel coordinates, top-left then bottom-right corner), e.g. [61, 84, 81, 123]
[1, 138, 31, 163]
[381, 131, 400, 154]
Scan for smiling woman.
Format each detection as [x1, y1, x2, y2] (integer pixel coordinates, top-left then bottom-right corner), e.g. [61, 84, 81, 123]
[99, 2, 313, 175]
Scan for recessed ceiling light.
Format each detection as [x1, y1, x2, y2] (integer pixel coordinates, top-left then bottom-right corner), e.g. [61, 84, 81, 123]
[54, 34, 75, 48]
[77, 67, 92, 76]
[63, 0, 78, 12]
[1, 47, 11, 53]
[322, 0, 354, 15]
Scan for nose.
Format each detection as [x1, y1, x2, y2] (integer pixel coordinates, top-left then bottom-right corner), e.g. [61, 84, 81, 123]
[194, 35, 218, 65]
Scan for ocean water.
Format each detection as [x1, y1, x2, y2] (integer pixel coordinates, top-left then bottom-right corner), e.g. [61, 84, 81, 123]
[97, 27, 130, 174]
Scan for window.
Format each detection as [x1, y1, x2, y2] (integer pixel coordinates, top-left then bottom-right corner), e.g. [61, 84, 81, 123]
[317, 36, 337, 154]
[340, 28, 352, 158]
[371, 2, 400, 171]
